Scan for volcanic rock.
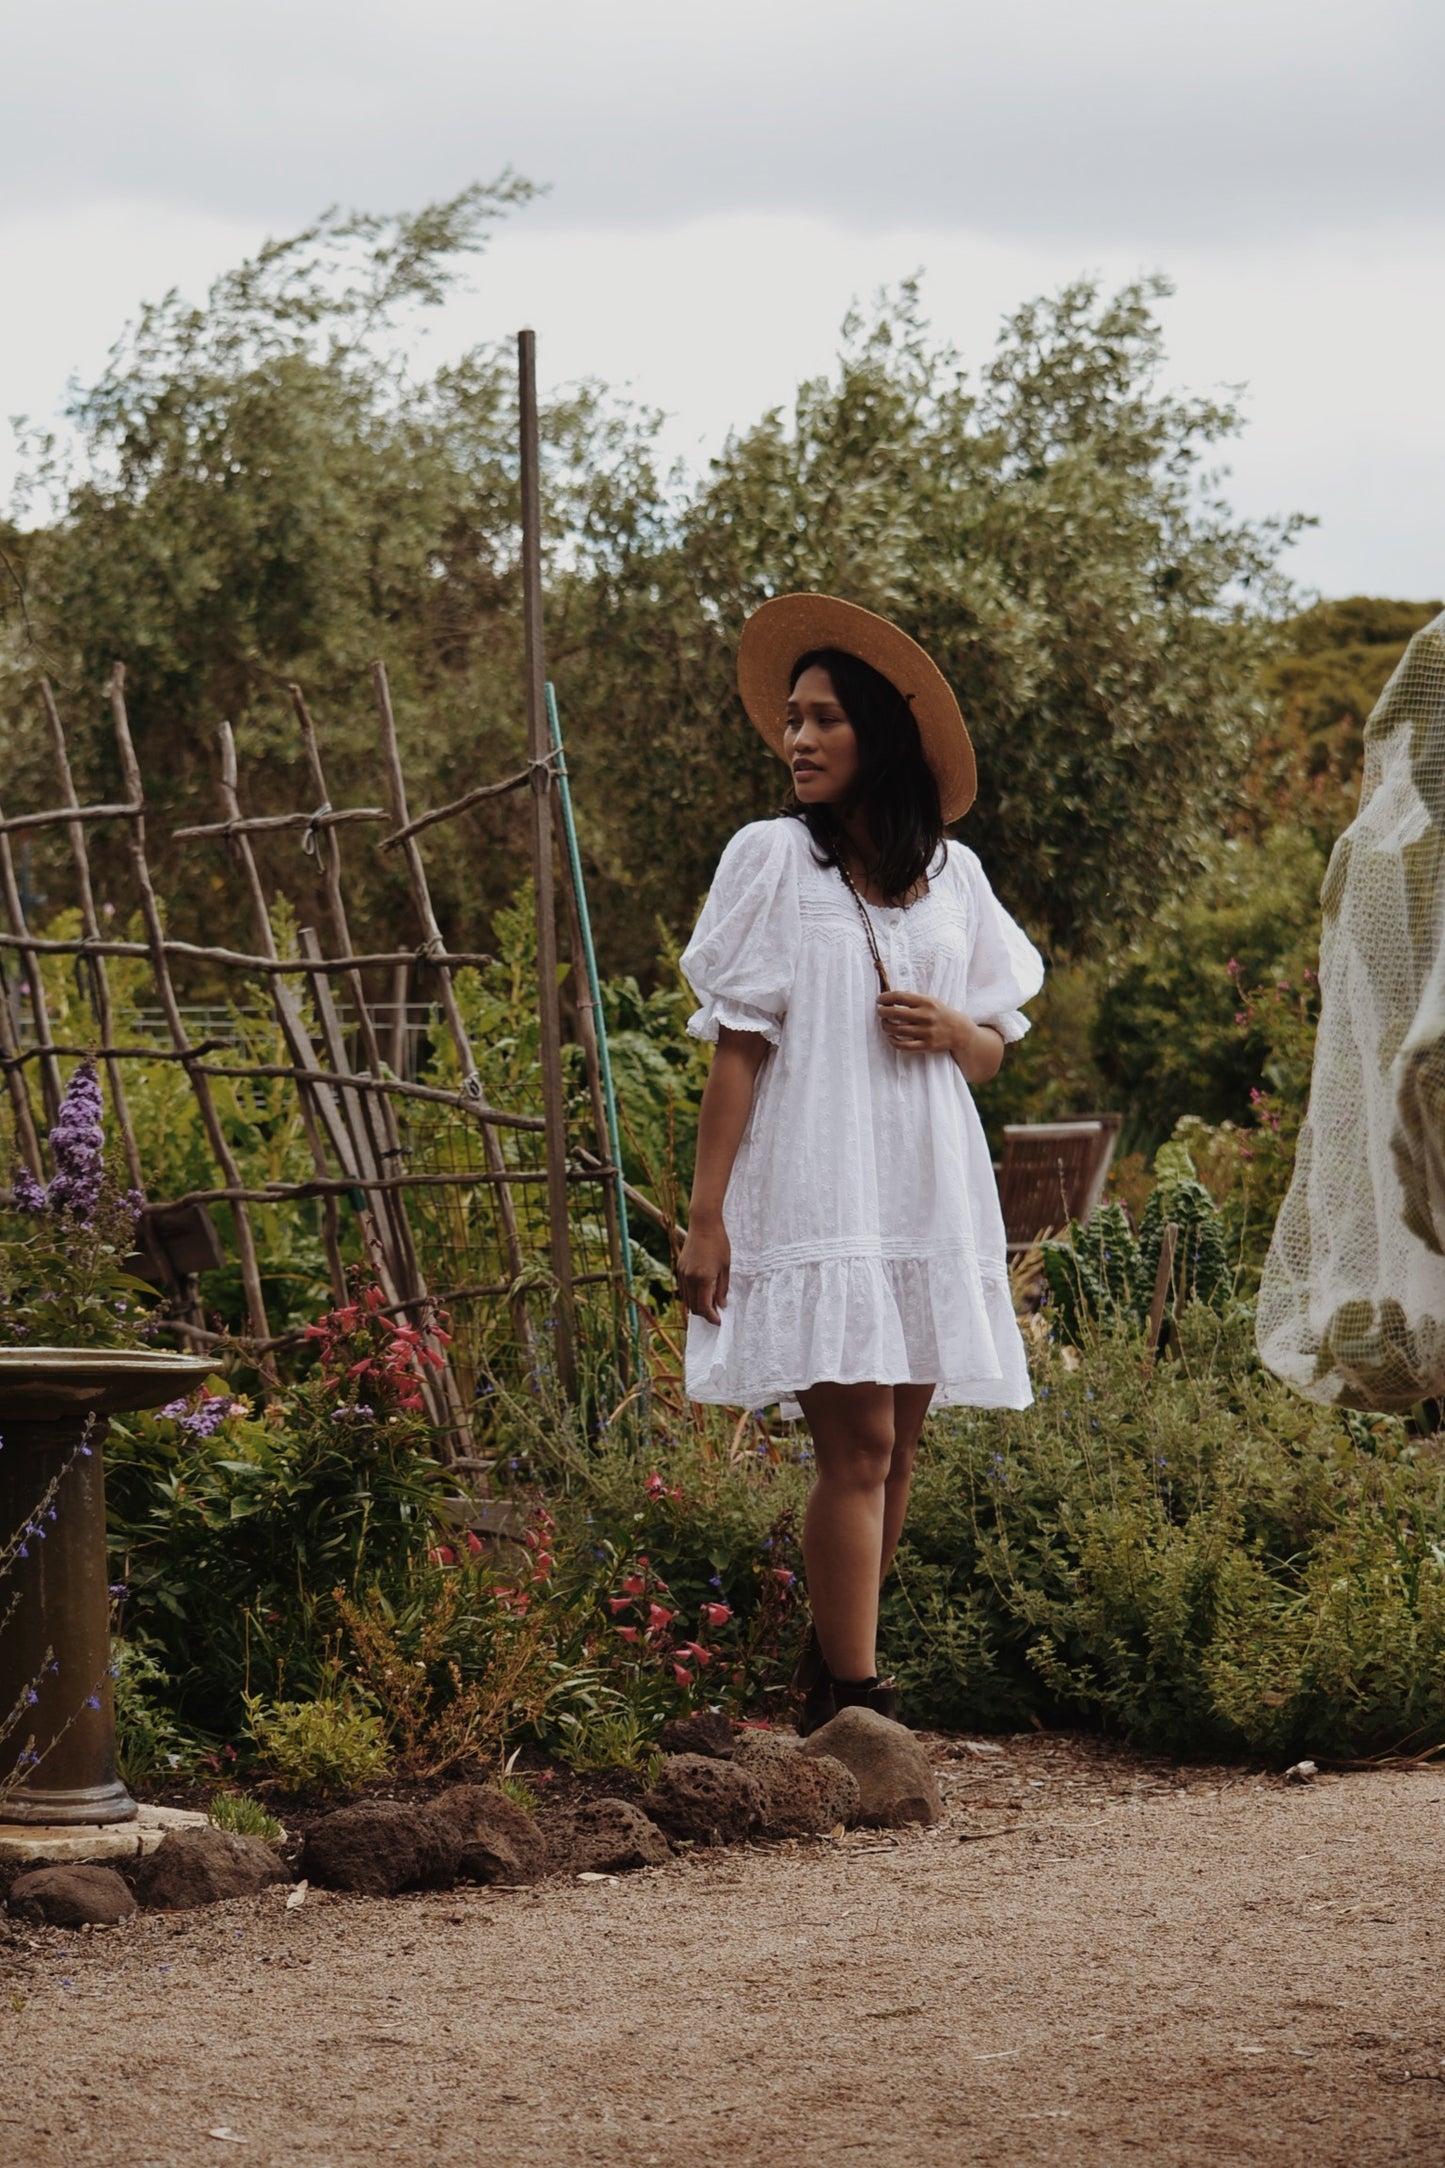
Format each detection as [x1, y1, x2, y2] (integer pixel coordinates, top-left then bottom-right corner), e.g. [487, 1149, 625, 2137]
[640, 1753, 762, 1846]
[542, 1798, 671, 1874]
[300, 1801, 459, 1896]
[134, 1826, 291, 1911]
[657, 1710, 735, 1760]
[733, 1730, 861, 1835]
[8, 1863, 137, 1927]
[432, 1785, 548, 1884]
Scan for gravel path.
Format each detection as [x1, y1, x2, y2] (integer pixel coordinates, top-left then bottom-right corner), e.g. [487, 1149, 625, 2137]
[4, 1733, 1444, 2166]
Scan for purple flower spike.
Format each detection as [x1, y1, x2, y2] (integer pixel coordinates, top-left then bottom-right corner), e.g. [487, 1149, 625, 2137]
[45, 1060, 106, 1221]
[12, 1164, 48, 1213]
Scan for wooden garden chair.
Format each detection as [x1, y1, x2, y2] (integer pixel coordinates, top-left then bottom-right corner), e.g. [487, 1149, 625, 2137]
[998, 1118, 1120, 1256]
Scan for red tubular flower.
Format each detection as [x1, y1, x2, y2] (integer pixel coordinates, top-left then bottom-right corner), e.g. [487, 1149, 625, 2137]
[647, 1603, 675, 1633]
[428, 1544, 457, 1567]
[671, 1660, 694, 1688]
[615, 1625, 640, 1643]
[608, 1596, 632, 1616]
[621, 1573, 647, 1598]
[701, 1602, 732, 1628]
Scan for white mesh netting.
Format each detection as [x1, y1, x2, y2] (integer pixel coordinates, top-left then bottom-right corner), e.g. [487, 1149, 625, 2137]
[1258, 609, 1445, 1410]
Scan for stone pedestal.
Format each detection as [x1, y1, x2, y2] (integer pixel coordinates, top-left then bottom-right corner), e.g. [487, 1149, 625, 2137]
[0, 1347, 212, 1826]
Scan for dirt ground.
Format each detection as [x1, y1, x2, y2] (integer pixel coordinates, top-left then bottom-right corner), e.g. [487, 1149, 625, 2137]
[3, 1729, 1443, 2168]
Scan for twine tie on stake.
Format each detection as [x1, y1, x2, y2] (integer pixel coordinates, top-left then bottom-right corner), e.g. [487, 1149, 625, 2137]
[300, 802, 332, 857]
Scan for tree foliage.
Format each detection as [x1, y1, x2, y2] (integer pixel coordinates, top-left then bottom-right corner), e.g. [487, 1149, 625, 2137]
[581, 276, 1301, 964]
[4, 198, 1302, 978]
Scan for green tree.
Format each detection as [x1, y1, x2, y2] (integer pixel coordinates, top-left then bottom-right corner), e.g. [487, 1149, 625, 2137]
[2, 181, 671, 964]
[6, 209, 1302, 981]
[1240, 595, 1443, 852]
[570, 276, 1303, 966]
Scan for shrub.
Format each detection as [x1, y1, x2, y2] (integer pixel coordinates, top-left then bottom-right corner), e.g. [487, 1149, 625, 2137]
[105, 1307, 447, 1733]
[884, 1306, 1445, 1761]
[244, 1696, 392, 1796]
[113, 1637, 206, 1785]
[208, 1790, 285, 1841]
[1042, 1146, 1232, 1343]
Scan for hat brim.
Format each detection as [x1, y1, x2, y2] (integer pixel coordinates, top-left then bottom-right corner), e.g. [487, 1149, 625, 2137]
[736, 594, 976, 824]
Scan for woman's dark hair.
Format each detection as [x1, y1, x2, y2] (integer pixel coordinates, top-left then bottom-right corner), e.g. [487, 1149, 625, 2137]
[784, 647, 945, 902]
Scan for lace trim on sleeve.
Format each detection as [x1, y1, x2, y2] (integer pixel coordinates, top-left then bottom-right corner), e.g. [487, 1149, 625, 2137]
[978, 1008, 1031, 1045]
[686, 997, 783, 1048]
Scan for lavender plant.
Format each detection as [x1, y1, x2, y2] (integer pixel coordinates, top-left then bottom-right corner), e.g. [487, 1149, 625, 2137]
[2, 1060, 154, 1348]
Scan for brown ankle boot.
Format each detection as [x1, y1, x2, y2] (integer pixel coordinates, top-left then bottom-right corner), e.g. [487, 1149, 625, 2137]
[831, 1676, 902, 1725]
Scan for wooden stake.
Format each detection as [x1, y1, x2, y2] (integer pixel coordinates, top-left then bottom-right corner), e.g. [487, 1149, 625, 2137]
[212, 723, 346, 1302]
[39, 680, 145, 1194]
[107, 665, 272, 1350]
[0, 793, 63, 1127]
[1146, 1222, 1180, 1357]
[0, 945, 42, 1173]
[366, 664, 536, 1369]
[518, 328, 577, 1397]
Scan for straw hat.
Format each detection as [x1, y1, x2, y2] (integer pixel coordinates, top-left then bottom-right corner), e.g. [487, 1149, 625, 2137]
[736, 593, 976, 823]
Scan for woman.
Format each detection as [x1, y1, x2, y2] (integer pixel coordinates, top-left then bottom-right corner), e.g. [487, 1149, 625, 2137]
[677, 594, 1043, 1732]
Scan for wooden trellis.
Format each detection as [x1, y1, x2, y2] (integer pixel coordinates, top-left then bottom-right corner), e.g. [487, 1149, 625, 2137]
[0, 334, 636, 1461]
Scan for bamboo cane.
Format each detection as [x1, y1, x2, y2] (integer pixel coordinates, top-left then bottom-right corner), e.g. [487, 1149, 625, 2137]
[39, 680, 145, 1193]
[518, 328, 577, 1397]
[107, 664, 272, 1349]
[366, 664, 537, 1367]
[0, 796, 63, 1127]
[212, 723, 346, 1301]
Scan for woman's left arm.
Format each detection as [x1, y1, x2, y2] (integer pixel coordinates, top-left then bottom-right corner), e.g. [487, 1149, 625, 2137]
[876, 992, 1006, 1083]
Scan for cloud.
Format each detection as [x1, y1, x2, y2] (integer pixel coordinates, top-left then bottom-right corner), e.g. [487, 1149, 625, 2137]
[3, 0, 1442, 245]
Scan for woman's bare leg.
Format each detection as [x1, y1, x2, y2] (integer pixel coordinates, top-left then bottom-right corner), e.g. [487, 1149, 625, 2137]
[880, 1383, 935, 1585]
[796, 1381, 896, 1680]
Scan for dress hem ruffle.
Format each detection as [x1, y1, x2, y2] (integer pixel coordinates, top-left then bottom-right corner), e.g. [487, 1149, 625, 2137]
[685, 1249, 1031, 1417]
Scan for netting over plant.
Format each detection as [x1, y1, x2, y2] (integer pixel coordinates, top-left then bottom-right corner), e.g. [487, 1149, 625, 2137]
[1258, 610, 1445, 1409]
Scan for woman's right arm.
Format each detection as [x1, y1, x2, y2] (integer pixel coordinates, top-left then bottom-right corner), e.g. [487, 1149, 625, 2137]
[677, 1026, 772, 1325]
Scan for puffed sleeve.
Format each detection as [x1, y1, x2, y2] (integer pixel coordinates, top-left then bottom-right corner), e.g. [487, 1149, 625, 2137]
[957, 845, 1044, 1043]
[680, 821, 801, 1047]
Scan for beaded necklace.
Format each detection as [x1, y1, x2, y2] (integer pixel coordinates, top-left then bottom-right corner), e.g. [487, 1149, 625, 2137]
[834, 856, 893, 994]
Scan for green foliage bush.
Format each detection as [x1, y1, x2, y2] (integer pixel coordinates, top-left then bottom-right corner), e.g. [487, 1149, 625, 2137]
[1091, 827, 1324, 1138]
[885, 1308, 1445, 1761]
[105, 1366, 444, 1735]
[244, 1695, 392, 1797]
[112, 1637, 206, 1785]
[207, 1791, 285, 1842]
[1043, 1148, 1233, 1343]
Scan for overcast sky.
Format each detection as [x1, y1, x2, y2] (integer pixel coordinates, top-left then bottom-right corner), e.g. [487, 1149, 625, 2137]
[3, 0, 1442, 597]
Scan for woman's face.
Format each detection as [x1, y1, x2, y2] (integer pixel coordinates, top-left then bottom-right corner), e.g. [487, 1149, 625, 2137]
[784, 665, 860, 805]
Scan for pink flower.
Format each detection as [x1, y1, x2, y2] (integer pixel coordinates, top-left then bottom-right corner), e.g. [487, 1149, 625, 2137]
[680, 1641, 713, 1666]
[672, 1661, 694, 1688]
[615, 1625, 640, 1643]
[701, 1602, 732, 1628]
[621, 1573, 647, 1598]
[608, 1597, 633, 1616]
[428, 1544, 457, 1567]
[465, 1531, 484, 1556]
[648, 1603, 675, 1633]
[644, 1472, 667, 1497]
[770, 1567, 797, 1587]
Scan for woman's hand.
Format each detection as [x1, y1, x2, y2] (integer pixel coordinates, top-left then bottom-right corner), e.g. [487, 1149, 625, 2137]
[678, 1215, 731, 1324]
[877, 991, 1006, 1082]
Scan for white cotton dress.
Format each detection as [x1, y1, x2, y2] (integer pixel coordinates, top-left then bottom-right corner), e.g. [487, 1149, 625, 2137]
[680, 817, 1045, 1415]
